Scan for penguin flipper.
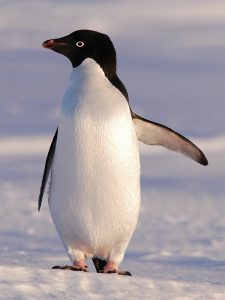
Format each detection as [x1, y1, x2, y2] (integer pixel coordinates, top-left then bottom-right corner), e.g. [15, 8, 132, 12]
[132, 112, 208, 166]
[38, 128, 58, 211]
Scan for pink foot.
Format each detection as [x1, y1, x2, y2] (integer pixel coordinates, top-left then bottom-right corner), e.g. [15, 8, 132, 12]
[52, 265, 87, 272]
[99, 262, 131, 276]
[52, 259, 88, 272]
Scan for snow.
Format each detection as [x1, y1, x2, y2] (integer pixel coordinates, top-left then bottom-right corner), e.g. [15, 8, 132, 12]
[1, 269, 225, 300]
[1, 135, 225, 299]
[1, 0, 225, 298]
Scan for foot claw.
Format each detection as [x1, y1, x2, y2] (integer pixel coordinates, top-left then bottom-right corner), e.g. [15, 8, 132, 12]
[117, 270, 132, 276]
[52, 265, 88, 272]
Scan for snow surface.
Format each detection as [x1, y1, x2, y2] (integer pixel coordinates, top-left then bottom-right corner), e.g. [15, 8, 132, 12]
[1, 135, 225, 299]
[1, 0, 225, 299]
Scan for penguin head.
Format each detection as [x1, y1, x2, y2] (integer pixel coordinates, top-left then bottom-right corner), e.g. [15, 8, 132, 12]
[42, 30, 117, 77]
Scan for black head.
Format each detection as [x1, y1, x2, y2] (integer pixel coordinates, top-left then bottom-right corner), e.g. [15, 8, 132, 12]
[42, 29, 117, 79]
[43, 29, 129, 101]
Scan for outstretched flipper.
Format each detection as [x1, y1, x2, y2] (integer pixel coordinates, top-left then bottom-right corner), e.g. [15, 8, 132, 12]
[132, 112, 208, 166]
[38, 128, 58, 211]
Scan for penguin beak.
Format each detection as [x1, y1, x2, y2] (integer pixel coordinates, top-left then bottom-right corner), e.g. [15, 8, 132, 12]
[42, 39, 56, 49]
[42, 39, 67, 50]
[42, 37, 75, 65]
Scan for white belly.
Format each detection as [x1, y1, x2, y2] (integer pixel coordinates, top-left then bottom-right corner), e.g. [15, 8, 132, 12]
[49, 59, 140, 261]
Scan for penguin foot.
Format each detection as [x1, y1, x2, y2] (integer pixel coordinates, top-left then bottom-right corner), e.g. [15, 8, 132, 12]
[99, 268, 131, 276]
[117, 270, 132, 276]
[92, 258, 131, 276]
[52, 264, 88, 272]
[99, 268, 117, 274]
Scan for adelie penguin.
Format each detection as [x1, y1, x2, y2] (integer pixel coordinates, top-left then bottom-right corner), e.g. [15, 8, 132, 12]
[39, 29, 208, 276]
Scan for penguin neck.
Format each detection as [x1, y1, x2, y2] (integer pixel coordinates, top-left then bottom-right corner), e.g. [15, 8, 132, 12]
[70, 58, 105, 82]
[70, 58, 129, 102]
[61, 59, 110, 115]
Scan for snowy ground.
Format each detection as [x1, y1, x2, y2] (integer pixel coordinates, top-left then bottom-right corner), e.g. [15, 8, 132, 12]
[1, 135, 225, 299]
[1, 0, 225, 299]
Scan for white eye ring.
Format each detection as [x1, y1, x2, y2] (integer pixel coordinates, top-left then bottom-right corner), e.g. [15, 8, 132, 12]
[76, 41, 84, 47]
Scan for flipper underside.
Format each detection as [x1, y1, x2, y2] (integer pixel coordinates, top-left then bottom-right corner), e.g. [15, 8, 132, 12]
[132, 112, 208, 166]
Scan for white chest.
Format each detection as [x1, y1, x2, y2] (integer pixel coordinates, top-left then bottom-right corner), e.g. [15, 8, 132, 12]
[49, 59, 140, 257]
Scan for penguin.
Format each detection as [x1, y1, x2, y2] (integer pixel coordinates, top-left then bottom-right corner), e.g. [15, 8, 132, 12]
[39, 30, 208, 276]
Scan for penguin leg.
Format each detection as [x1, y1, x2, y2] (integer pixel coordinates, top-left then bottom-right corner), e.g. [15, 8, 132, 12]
[92, 258, 131, 276]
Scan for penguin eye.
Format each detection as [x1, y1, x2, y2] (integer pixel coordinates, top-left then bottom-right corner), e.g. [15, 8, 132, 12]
[76, 41, 85, 48]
